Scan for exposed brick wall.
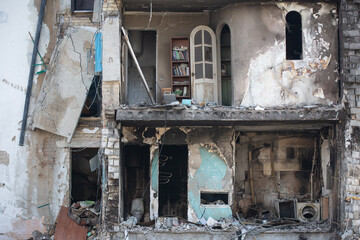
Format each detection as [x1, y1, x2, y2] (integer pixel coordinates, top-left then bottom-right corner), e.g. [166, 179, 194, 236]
[103, 0, 122, 17]
[341, 0, 360, 234]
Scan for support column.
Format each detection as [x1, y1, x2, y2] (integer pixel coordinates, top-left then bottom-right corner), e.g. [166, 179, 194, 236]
[100, 0, 123, 232]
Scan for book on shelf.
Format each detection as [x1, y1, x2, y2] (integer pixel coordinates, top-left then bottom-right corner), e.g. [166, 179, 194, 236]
[172, 63, 189, 76]
[172, 46, 188, 61]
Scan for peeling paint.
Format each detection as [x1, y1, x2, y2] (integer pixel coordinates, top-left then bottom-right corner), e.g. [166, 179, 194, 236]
[188, 146, 232, 222]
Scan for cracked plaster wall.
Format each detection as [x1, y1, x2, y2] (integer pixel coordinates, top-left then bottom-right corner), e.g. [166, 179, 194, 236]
[211, 3, 338, 107]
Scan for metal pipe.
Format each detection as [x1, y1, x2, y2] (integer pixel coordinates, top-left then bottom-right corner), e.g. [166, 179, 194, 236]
[121, 27, 155, 105]
[19, 0, 46, 146]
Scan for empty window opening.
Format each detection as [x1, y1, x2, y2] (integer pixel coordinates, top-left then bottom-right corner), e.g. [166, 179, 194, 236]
[126, 31, 156, 105]
[158, 145, 188, 218]
[72, 0, 94, 12]
[71, 148, 100, 203]
[123, 145, 150, 222]
[81, 75, 102, 117]
[220, 25, 232, 106]
[286, 11, 302, 60]
[201, 192, 229, 205]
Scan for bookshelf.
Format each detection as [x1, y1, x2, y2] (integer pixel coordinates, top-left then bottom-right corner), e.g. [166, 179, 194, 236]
[171, 37, 191, 101]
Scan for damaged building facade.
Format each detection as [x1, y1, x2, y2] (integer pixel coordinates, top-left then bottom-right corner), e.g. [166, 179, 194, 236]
[1, 0, 360, 239]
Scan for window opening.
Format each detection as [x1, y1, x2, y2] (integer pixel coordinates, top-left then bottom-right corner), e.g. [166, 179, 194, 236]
[123, 145, 150, 222]
[201, 192, 229, 205]
[220, 25, 232, 106]
[286, 11, 302, 60]
[81, 75, 102, 117]
[158, 145, 188, 218]
[71, 148, 100, 203]
[72, 0, 95, 12]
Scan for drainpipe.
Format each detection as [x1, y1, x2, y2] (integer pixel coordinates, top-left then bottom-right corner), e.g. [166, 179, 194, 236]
[19, 0, 46, 146]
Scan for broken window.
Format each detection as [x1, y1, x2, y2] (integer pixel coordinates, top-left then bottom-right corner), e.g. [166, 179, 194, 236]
[81, 75, 102, 117]
[286, 11, 302, 60]
[72, 0, 95, 12]
[71, 148, 100, 203]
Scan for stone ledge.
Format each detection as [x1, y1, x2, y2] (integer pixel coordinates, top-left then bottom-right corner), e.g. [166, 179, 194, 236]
[115, 106, 347, 126]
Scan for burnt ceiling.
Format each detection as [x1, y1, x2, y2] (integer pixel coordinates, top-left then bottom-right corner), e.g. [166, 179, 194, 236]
[122, 0, 337, 12]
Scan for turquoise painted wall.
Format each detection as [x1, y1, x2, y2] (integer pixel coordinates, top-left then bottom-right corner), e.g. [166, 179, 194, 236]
[188, 146, 232, 221]
[151, 150, 158, 192]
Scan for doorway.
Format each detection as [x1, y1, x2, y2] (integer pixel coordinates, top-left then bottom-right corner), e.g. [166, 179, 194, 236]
[71, 148, 100, 203]
[158, 145, 188, 218]
[127, 30, 156, 105]
[123, 145, 150, 221]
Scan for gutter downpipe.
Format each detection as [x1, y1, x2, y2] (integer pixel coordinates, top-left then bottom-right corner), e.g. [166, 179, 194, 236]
[19, 0, 46, 146]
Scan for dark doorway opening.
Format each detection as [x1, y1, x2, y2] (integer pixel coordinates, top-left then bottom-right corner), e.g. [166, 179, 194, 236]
[286, 11, 302, 60]
[71, 148, 100, 203]
[220, 24, 232, 106]
[127, 31, 156, 105]
[123, 145, 150, 222]
[158, 145, 188, 218]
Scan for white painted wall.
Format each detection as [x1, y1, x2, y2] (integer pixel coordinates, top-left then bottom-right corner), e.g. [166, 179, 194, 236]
[0, 1, 50, 238]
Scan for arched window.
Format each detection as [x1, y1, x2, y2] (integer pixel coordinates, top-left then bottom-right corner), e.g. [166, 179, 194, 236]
[286, 11, 302, 60]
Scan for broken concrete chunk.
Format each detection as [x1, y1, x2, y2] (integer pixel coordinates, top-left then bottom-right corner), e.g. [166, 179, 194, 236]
[206, 217, 218, 227]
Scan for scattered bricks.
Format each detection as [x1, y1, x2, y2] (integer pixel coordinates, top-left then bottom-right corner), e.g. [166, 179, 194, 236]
[113, 172, 119, 179]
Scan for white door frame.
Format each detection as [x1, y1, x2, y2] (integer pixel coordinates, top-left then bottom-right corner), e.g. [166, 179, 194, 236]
[190, 25, 218, 104]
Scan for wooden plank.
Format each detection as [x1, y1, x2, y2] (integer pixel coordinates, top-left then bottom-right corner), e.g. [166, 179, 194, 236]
[54, 206, 87, 240]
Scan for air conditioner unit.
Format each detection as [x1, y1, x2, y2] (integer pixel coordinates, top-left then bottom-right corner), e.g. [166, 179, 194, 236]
[296, 202, 320, 222]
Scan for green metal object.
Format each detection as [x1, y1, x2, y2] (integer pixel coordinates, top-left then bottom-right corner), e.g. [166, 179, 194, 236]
[28, 31, 47, 74]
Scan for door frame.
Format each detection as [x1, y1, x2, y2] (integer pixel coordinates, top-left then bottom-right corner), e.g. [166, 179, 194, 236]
[190, 25, 218, 104]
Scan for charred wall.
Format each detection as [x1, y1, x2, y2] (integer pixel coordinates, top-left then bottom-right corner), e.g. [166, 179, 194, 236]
[210, 3, 338, 107]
